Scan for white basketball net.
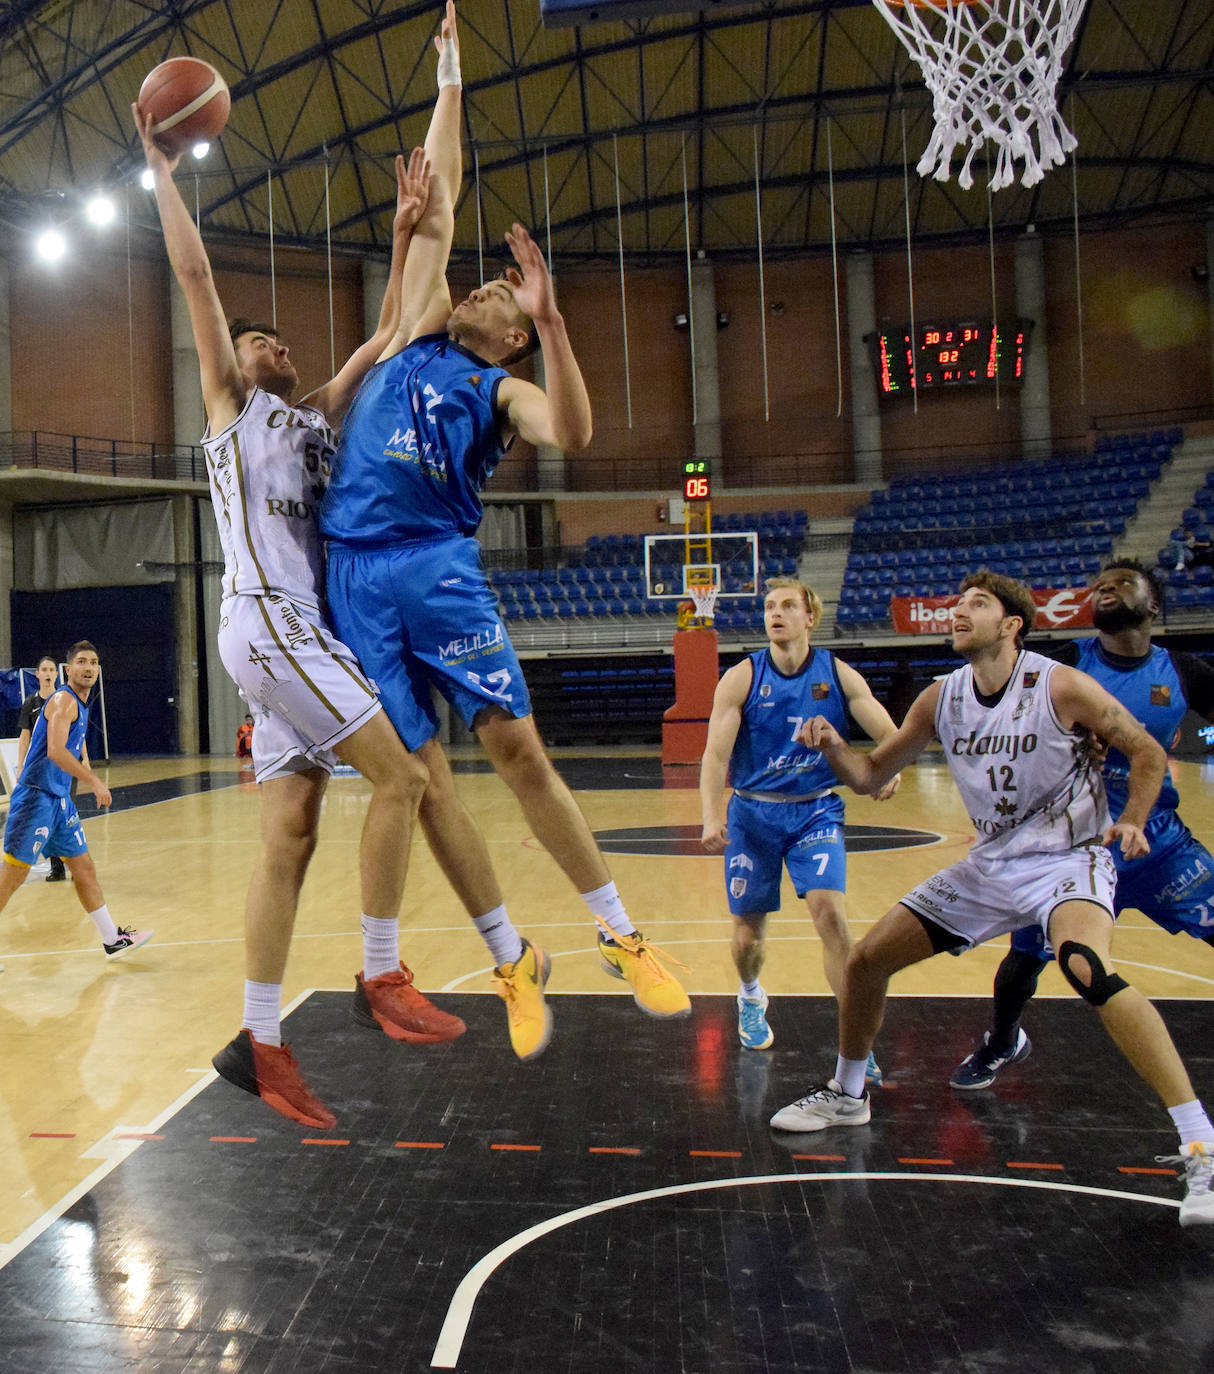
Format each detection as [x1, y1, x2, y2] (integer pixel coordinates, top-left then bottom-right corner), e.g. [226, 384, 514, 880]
[872, 0, 1088, 191]
[689, 584, 720, 624]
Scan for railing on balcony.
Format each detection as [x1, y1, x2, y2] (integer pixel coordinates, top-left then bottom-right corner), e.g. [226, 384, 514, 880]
[0, 431, 208, 484]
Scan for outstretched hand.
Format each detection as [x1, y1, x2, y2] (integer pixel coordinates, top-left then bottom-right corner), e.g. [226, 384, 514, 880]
[392, 147, 431, 236]
[504, 223, 557, 325]
[1103, 821, 1149, 860]
[434, 0, 459, 62]
[131, 101, 180, 175]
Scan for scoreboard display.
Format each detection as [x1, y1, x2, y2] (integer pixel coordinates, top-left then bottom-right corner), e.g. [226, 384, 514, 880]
[540, 0, 763, 25]
[868, 319, 1031, 394]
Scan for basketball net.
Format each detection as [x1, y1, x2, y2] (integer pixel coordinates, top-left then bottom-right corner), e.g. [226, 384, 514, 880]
[688, 583, 720, 626]
[872, 0, 1088, 191]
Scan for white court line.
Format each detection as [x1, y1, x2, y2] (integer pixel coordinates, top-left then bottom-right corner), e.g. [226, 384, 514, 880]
[430, 1170, 1178, 1367]
[0, 986, 318, 1271]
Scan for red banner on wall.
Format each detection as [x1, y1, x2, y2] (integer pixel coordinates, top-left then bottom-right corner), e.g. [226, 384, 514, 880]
[890, 586, 1093, 635]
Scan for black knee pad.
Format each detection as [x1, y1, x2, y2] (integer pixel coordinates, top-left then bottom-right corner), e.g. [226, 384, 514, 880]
[1057, 940, 1129, 1007]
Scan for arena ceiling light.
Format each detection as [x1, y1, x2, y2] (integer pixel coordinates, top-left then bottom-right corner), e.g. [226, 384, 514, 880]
[34, 228, 66, 262]
[140, 168, 155, 189]
[85, 194, 116, 226]
[191, 141, 210, 159]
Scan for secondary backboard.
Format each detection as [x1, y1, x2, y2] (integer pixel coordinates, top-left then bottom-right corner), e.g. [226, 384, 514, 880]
[642, 531, 760, 600]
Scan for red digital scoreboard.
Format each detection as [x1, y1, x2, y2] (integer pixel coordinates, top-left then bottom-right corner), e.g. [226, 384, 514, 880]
[683, 461, 711, 501]
[868, 319, 1031, 394]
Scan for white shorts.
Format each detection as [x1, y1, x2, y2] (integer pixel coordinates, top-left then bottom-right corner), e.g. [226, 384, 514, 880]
[218, 593, 382, 784]
[900, 844, 1117, 949]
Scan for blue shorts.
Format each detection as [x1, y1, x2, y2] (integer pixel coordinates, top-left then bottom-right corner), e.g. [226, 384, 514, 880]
[326, 534, 532, 751]
[723, 791, 847, 918]
[1010, 809, 1214, 957]
[3, 785, 87, 867]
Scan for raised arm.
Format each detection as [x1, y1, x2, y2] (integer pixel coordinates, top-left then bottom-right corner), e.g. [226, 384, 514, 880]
[389, 0, 462, 354]
[834, 657, 902, 800]
[497, 223, 593, 452]
[1050, 663, 1166, 857]
[700, 660, 753, 853]
[302, 148, 430, 427]
[800, 681, 940, 796]
[133, 103, 245, 432]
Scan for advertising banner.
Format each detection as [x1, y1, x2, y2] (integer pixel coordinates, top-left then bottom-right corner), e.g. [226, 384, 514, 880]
[890, 586, 1093, 635]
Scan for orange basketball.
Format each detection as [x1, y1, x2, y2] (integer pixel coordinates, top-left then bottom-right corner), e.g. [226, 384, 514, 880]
[138, 57, 230, 155]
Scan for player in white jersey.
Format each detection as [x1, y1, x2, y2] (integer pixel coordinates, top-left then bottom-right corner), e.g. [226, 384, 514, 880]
[767, 571, 1214, 1226]
[136, 108, 463, 1133]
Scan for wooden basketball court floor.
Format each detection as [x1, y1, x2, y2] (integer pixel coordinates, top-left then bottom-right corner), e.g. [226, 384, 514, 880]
[1, 748, 1213, 1371]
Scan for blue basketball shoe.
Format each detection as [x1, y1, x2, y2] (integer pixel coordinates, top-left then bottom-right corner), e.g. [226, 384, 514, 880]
[737, 994, 774, 1050]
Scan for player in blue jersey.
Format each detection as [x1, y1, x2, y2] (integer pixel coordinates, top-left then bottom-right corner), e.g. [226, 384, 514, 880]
[321, 3, 690, 1060]
[0, 642, 151, 967]
[700, 579, 900, 1067]
[951, 558, 1214, 1089]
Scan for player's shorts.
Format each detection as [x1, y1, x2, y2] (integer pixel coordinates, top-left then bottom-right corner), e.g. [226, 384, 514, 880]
[902, 843, 1116, 951]
[325, 534, 532, 752]
[218, 593, 382, 784]
[1011, 810, 1214, 956]
[723, 791, 847, 917]
[3, 785, 87, 868]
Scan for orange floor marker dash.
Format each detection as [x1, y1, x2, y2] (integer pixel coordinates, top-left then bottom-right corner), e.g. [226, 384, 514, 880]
[791, 1154, 847, 1162]
[588, 1146, 642, 1156]
[301, 1138, 350, 1147]
[491, 1143, 541, 1152]
[1006, 1161, 1064, 1171]
[210, 1136, 258, 1144]
[1118, 1165, 1178, 1176]
[689, 1149, 743, 1159]
[897, 1157, 954, 1166]
[29, 1132, 76, 1139]
[394, 1140, 445, 1150]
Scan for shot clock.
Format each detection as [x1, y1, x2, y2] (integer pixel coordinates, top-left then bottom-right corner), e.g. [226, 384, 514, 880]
[867, 319, 1031, 394]
[683, 461, 711, 501]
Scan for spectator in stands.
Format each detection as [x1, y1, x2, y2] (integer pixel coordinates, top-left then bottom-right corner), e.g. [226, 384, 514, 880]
[1163, 534, 1192, 571]
[950, 558, 1214, 1091]
[700, 576, 900, 1075]
[235, 714, 254, 762]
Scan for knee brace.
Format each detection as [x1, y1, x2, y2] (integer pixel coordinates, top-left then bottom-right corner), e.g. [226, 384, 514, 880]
[1057, 940, 1128, 1007]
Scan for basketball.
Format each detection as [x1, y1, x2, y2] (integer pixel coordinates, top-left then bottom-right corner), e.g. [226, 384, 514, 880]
[138, 57, 230, 155]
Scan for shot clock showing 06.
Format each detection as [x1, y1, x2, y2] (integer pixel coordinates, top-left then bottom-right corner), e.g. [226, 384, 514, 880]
[683, 461, 711, 501]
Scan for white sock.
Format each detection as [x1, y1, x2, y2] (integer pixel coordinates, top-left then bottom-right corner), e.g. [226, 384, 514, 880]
[361, 914, 400, 981]
[87, 904, 119, 945]
[739, 978, 764, 1002]
[582, 880, 636, 941]
[243, 981, 282, 1047]
[834, 1054, 869, 1098]
[474, 904, 524, 969]
[1169, 1099, 1214, 1146]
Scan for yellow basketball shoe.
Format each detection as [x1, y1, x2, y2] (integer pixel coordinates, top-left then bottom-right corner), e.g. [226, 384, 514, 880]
[596, 919, 691, 1019]
[492, 938, 553, 1061]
